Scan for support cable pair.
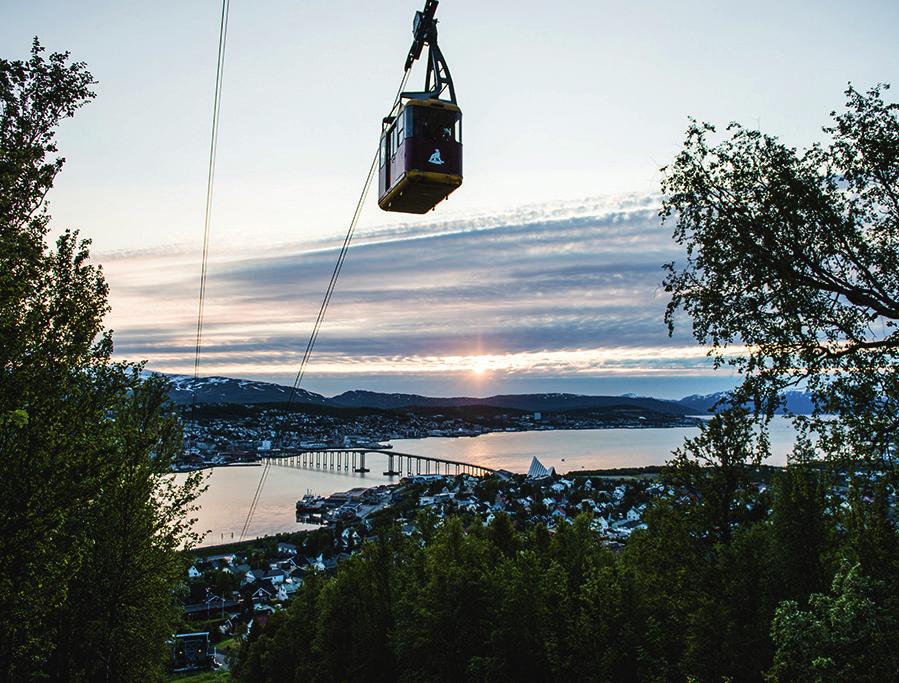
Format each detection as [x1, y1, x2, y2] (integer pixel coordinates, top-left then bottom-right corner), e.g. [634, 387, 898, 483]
[239, 68, 412, 541]
[190, 2, 417, 542]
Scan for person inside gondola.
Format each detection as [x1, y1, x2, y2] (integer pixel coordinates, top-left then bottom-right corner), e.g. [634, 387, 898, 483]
[419, 110, 456, 143]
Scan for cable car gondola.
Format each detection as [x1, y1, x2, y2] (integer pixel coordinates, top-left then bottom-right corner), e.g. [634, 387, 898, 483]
[378, 0, 462, 214]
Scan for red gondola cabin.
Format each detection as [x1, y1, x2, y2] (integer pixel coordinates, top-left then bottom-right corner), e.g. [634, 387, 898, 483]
[378, 0, 461, 214]
[378, 99, 462, 214]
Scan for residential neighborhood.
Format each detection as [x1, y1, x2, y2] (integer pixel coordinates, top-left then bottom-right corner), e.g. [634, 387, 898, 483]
[175, 402, 698, 471]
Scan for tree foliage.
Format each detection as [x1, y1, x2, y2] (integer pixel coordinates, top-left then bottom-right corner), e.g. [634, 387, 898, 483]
[0, 39, 204, 680]
[661, 84, 899, 470]
[767, 563, 899, 682]
[665, 406, 769, 543]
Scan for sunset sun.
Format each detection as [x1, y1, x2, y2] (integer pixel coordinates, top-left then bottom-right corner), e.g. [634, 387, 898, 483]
[471, 357, 490, 376]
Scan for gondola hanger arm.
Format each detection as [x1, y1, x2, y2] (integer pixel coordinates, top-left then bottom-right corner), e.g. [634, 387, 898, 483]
[401, 0, 456, 104]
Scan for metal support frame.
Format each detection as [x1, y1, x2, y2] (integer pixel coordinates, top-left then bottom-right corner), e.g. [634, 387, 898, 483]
[400, 0, 456, 104]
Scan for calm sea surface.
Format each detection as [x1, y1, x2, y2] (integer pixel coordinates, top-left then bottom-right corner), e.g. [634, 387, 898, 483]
[184, 418, 796, 545]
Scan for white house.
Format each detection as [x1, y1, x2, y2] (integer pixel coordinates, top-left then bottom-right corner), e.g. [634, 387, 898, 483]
[626, 505, 646, 522]
[251, 587, 273, 603]
[591, 516, 610, 532]
[305, 554, 325, 572]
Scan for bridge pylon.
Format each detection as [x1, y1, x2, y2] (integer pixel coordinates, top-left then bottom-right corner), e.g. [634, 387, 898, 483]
[352, 450, 370, 473]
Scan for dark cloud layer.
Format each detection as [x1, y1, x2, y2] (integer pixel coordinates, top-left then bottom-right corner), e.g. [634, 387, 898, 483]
[104, 194, 711, 387]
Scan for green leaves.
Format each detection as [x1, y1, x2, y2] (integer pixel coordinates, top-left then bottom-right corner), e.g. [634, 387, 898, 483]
[0, 40, 202, 680]
[0, 38, 95, 230]
[659, 85, 899, 678]
[665, 407, 770, 544]
[0, 408, 28, 427]
[768, 563, 899, 682]
[662, 85, 899, 445]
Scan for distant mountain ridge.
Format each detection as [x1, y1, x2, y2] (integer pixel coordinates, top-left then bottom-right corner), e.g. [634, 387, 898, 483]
[160, 374, 692, 415]
[159, 374, 815, 415]
[328, 389, 694, 415]
[678, 390, 815, 415]
[164, 374, 327, 407]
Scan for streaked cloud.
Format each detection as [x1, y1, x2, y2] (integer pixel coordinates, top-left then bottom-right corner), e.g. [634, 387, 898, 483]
[101, 193, 723, 394]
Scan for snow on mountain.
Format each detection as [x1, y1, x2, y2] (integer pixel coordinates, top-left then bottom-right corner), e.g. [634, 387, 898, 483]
[159, 374, 328, 406]
[151, 371, 814, 415]
[149, 373, 695, 414]
[677, 390, 815, 415]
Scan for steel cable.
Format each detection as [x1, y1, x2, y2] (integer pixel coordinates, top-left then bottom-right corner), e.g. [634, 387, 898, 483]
[191, 0, 230, 419]
[238, 69, 412, 541]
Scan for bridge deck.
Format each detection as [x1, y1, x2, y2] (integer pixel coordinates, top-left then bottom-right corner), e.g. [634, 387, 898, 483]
[264, 447, 495, 476]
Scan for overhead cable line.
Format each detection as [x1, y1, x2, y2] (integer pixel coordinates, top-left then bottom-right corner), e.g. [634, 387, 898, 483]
[238, 69, 413, 541]
[191, 0, 230, 413]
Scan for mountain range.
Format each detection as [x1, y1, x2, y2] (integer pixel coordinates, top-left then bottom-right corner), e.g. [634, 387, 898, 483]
[160, 374, 815, 415]
[677, 390, 815, 415]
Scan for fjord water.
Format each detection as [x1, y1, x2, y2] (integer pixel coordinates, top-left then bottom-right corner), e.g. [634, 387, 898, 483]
[187, 418, 797, 544]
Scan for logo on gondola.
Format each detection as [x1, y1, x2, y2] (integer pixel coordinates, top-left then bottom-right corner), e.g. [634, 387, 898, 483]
[428, 148, 445, 165]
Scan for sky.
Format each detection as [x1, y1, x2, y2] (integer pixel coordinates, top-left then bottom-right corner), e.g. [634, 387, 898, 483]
[3, 1, 898, 398]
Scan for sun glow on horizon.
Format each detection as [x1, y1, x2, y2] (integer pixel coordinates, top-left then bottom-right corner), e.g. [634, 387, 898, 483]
[471, 356, 490, 376]
[133, 345, 742, 382]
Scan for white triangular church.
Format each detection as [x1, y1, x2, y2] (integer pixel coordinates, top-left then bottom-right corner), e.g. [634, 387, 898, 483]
[527, 456, 555, 479]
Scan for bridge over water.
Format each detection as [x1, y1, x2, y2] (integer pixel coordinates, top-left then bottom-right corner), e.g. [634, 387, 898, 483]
[265, 448, 495, 478]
